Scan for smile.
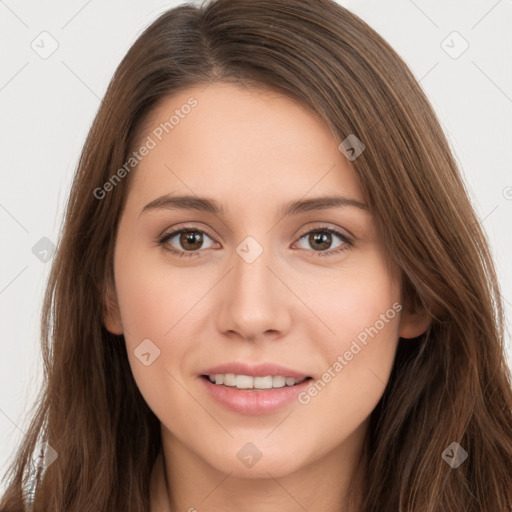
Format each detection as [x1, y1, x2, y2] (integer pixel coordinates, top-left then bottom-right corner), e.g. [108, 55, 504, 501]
[204, 373, 309, 390]
[200, 375, 313, 415]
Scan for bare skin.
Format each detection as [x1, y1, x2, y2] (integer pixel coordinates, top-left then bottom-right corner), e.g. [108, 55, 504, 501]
[104, 82, 430, 512]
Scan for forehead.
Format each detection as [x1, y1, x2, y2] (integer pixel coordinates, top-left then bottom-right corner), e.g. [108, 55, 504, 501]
[126, 83, 364, 211]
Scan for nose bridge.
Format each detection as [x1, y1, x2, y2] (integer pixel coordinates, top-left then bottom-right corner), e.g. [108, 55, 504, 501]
[232, 234, 275, 306]
[215, 233, 291, 339]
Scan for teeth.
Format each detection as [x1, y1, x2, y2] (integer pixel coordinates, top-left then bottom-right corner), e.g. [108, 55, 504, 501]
[254, 376, 274, 389]
[236, 375, 253, 389]
[224, 373, 236, 386]
[271, 376, 286, 388]
[206, 374, 305, 390]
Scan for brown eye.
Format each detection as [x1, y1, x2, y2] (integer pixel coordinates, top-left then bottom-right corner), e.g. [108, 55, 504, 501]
[158, 228, 216, 257]
[179, 230, 204, 251]
[295, 227, 351, 257]
[308, 231, 333, 251]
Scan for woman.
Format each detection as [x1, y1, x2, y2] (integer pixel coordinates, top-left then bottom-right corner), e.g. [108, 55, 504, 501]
[1, 0, 511, 510]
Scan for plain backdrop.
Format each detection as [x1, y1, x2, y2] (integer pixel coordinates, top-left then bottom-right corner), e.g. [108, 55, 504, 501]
[1, 0, 511, 493]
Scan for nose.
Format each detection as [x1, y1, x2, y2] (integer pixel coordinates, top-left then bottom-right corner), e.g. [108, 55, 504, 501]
[215, 239, 293, 342]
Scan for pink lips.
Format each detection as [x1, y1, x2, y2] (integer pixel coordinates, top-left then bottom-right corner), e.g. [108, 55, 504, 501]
[199, 361, 312, 415]
[201, 362, 309, 380]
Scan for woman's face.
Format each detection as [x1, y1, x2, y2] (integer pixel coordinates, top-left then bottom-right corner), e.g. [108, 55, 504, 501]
[104, 82, 426, 479]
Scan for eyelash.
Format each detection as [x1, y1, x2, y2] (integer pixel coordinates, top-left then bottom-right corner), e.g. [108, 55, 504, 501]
[157, 225, 353, 258]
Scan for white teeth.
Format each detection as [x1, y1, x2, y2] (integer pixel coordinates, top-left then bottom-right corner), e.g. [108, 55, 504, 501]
[223, 373, 236, 386]
[254, 376, 273, 389]
[272, 376, 286, 388]
[236, 375, 253, 389]
[206, 374, 305, 390]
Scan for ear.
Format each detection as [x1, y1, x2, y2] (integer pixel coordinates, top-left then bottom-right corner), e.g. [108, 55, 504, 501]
[103, 278, 124, 335]
[398, 302, 432, 339]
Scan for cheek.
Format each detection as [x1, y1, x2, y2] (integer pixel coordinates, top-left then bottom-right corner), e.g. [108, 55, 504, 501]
[298, 252, 401, 407]
[115, 255, 202, 342]
[303, 252, 401, 350]
[113, 255, 199, 393]
[114, 262, 206, 427]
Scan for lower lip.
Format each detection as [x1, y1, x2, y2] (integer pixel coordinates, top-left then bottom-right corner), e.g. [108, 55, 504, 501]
[200, 376, 312, 415]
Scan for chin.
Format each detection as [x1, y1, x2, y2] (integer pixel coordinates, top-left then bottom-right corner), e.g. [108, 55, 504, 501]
[204, 443, 308, 479]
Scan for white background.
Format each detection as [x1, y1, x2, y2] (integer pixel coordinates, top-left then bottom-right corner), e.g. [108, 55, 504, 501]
[1, 0, 511, 493]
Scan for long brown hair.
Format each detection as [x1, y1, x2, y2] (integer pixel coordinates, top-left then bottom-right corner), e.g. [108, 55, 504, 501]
[2, 0, 511, 510]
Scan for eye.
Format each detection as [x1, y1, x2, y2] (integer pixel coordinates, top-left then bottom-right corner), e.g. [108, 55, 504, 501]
[157, 225, 353, 258]
[158, 227, 217, 257]
[294, 226, 352, 257]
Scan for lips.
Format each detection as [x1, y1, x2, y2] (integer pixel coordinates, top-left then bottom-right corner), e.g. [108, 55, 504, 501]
[200, 374, 313, 415]
[200, 362, 310, 380]
[198, 361, 313, 414]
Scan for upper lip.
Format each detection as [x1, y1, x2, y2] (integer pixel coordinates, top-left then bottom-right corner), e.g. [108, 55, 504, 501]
[201, 362, 311, 379]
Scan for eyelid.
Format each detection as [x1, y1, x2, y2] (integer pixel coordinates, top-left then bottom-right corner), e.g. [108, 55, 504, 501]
[294, 222, 353, 241]
[157, 222, 219, 244]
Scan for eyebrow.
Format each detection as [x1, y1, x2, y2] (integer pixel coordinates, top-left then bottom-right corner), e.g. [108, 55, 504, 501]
[139, 194, 368, 218]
